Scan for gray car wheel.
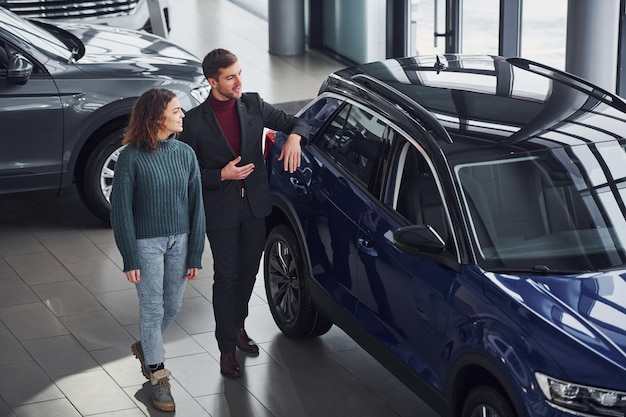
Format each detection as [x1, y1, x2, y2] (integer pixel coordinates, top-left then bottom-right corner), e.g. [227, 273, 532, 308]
[78, 127, 126, 223]
[264, 224, 332, 338]
[462, 385, 516, 417]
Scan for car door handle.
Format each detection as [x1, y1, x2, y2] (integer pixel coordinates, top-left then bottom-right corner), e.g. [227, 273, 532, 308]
[289, 177, 308, 194]
[358, 237, 378, 257]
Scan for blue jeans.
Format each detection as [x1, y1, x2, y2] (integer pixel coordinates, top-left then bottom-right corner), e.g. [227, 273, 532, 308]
[135, 233, 188, 366]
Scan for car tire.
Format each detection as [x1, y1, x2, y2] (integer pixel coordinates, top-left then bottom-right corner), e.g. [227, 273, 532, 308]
[78, 127, 126, 223]
[461, 385, 516, 417]
[264, 224, 333, 338]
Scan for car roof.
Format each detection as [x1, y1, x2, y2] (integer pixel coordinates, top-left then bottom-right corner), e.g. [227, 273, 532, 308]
[325, 54, 626, 156]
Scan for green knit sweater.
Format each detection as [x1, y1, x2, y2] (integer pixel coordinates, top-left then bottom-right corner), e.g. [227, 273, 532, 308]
[110, 136, 206, 272]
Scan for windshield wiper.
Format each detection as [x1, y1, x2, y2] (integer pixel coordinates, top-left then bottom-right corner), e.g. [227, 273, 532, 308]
[488, 265, 591, 275]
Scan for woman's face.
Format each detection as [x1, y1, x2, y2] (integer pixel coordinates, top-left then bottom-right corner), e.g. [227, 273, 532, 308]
[158, 96, 184, 138]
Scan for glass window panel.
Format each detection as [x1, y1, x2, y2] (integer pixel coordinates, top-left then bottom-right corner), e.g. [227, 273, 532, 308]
[410, 0, 446, 56]
[521, 0, 567, 70]
[461, 0, 500, 55]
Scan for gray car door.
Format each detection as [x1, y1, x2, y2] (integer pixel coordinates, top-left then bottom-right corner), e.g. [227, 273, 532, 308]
[0, 42, 63, 195]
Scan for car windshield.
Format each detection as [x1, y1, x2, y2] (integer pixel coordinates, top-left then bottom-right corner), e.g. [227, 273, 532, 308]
[453, 139, 626, 273]
[0, 6, 72, 61]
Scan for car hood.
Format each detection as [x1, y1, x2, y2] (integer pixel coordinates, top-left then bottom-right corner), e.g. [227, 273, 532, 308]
[487, 270, 626, 369]
[57, 23, 202, 77]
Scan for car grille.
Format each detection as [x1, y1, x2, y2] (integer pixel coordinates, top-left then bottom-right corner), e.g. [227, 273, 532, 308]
[0, 0, 140, 20]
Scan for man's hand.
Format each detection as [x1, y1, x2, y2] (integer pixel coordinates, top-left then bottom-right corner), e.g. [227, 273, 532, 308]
[221, 156, 255, 180]
[278, 133, 302, 173]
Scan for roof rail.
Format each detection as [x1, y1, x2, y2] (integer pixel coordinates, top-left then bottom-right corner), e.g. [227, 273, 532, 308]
[351, 73, 453, 144]
[507, 57, 626, 113]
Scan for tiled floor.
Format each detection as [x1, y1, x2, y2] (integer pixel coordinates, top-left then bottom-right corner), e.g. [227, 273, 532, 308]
[0, 1, 440, 416]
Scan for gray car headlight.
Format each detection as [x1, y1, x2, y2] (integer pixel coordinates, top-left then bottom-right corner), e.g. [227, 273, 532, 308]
[535, 372, 626, 416]
[190, 84, 210, 104]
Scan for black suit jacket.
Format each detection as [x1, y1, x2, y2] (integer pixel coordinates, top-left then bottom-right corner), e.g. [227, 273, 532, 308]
[179, 93, 310, 230]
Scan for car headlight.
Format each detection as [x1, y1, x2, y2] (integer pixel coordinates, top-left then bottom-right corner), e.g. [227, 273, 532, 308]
[536, 372, 626, 416]
[190, 84, 210, 104]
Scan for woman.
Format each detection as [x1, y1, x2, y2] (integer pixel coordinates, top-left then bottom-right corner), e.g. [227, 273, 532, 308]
[110, 88, 205, 412]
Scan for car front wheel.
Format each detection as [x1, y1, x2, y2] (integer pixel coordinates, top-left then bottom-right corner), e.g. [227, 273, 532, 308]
[264, 224, 332, 338]
[78, 127, 126, 223]
[462, 385, 516, 417]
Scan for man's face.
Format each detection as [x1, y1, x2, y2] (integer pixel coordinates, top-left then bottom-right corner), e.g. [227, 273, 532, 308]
[208, 61, 242, 101]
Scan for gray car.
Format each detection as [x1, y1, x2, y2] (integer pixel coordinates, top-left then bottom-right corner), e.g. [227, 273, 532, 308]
[0, 6, 209, 222]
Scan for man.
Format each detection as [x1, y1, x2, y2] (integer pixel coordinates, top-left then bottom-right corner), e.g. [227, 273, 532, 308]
[179, 48, 309, 378]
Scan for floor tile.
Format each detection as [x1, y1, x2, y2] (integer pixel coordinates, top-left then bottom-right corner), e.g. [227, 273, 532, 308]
[0, 303, 69, 341]
[240, 363, 337, 417]
[12, 398, 81, 417]
[89, 407, 147, 417]
[375, 384, 439, 417]
[53, 369, 136, 415]
[97, 241, 124, 270]
[39, 233, 108, 265]
[162, 321, 207, 359]
[90, 344, 149, 389]
[31, 280, 103, 317]
[65, 258, 133, 294]
[0, 361, 64, 406]
[0, 325, 31, 365]
[60, 310, 134, 351]
[125, 379, 212, 417]
[296, 370, 397, 417]
[0, 234, 46, 258]
[4, 251, 75, 286]
[0, 256, 11, 273]
[94, 289, 139, 326]
[174, 296, 215, 335]
[195, 389, 275, 417]
[0, 271, 39, 308]
[332, 348, 402, 391]
[187, 276, 213, 300]
[23, 335, 100, 379]
[165, 352, 242, 397]
[0, 397, 16, 417]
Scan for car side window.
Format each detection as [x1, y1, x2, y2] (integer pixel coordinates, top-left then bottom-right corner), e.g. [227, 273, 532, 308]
[299, 96, 343, 140]
[0, 41, 8, 73]
[395, 143, 449, 241]
[315, 103, 389, 192]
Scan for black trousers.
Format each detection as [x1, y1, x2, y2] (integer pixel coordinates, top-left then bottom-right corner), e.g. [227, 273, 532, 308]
[206, 196, 265, 354]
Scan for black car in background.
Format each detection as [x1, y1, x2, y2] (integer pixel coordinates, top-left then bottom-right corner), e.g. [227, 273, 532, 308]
[0, 6, 208, 221]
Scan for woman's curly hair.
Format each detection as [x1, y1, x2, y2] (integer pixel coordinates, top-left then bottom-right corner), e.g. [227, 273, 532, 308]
[123, 88, 176, 151]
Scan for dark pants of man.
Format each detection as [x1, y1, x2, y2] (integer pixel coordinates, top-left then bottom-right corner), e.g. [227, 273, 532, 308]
[206, 196, 265, 354]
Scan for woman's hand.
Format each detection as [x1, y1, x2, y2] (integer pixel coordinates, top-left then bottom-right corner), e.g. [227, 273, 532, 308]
[185, 268, 199, 280]
[125, 269, 140, 284]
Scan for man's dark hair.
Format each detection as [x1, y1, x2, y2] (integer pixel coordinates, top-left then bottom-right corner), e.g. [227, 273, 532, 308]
[202, 48, 238, 80]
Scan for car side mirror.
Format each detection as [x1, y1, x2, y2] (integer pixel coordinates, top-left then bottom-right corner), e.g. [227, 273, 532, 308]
[393, 224, 445, 255]
[8, 53, 33, 85]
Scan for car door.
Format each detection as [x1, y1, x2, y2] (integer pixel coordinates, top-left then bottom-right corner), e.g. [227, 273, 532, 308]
[0, 39, 63, 195]
[355, 136, 457, 389]
[307, 102, 389, 312]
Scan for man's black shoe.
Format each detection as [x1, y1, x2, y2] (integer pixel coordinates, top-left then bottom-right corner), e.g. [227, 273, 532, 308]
[236, 328, 259, 355]
[220, 353, 241, 378]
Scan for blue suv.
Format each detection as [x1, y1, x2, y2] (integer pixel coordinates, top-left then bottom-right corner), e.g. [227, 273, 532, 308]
[263, 55, 626, 417]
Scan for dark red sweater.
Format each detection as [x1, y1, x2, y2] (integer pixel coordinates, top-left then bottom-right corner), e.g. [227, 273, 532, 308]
[209, 94, 241, 155]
